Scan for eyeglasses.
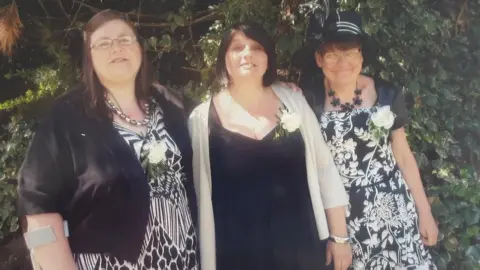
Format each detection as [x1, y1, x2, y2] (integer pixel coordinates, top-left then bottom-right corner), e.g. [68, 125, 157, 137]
[323, 50, 361, 65]
[90, 35, 137, 50]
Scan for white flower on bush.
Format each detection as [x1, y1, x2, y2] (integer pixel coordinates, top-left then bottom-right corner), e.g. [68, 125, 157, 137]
[279, 110, 301, 132]
[147, 141, 167, 164]
[371, 106, 395, 129]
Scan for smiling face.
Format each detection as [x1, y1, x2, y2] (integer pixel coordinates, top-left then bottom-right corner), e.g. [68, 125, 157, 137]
[224, 31, 269, 84]
[89, 19, 142, 85]
[315, 42, 363, 85]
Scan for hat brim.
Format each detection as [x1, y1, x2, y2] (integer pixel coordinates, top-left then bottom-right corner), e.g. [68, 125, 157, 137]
[322, 32, 364, 45]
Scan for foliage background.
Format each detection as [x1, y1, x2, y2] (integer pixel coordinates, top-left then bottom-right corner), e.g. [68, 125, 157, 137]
[0, 0, 479, 269]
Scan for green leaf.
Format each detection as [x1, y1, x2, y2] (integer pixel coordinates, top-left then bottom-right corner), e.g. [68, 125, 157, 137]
[444, 235, 460, 251]
[466, 211, 480, 226]
[173, 15, 186, 27]
[465, 245, 480, 266]
[149, 37, 158, 49]
[431, 249, 451, 269]
[159, 35, 173, 51]
[167, 12, 175, 21]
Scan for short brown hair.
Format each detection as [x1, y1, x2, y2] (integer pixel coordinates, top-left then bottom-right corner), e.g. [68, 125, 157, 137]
[81, 9, 153, 119]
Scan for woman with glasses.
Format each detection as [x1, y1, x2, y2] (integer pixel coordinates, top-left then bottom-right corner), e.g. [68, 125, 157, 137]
[301, 10, 438, 269]
[17, 10, 198, 270]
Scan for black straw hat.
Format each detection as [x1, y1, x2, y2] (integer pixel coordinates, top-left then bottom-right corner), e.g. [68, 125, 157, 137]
[308, 10, 368, 48]
[292, 9, 378, 70]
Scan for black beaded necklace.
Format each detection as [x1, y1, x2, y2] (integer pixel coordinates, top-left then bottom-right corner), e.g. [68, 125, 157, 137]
[327, 82, 363, 111]
[105, 93, 151, 127]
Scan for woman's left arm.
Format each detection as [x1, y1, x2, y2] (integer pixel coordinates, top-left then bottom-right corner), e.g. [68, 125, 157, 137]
[391, 128, 438, 246]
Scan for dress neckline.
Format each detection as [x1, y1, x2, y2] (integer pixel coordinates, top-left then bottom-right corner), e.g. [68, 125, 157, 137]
[209, 100, 279, 142]
[321, 79, 380, 114]
[112, 101, 160, 138]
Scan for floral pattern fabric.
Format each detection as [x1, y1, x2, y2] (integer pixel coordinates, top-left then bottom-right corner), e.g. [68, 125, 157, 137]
[319, 107, 436, 270]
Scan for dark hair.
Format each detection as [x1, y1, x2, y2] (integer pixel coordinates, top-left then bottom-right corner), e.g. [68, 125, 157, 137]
[81, 9, 153, 119]
[215, 21, 277, 87]
[316, 39, 362, 55]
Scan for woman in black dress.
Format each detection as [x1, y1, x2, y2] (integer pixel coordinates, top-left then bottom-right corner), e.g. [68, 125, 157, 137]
[189, 22, 352, 270]
[18, 10, 198, 270]
[301, 10, 438, 269]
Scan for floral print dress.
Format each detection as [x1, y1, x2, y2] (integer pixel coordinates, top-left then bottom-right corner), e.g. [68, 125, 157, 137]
[319, 103, 436, 270]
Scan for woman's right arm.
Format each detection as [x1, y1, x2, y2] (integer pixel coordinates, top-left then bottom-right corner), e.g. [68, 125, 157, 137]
[25, 214, 76, 270]
[294, 91, 352, 269]
[18, 110, 76, 270]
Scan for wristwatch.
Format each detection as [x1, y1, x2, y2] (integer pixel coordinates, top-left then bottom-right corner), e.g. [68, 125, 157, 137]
[328, 235, 350, 244]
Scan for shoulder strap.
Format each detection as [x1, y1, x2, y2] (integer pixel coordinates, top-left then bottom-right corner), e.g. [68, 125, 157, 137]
[375, 78, 397, 107]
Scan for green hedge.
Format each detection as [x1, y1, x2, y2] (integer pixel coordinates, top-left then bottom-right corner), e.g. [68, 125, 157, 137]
[0, 0, 479, 269]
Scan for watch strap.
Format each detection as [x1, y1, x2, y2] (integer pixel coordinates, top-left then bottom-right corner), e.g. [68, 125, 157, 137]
[328, 235, 350, 244]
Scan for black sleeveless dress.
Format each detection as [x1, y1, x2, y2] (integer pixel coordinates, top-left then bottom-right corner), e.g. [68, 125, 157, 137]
[208, 103, 331, 270]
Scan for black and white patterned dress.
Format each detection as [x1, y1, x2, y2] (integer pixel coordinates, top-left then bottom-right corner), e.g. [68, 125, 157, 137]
[75, 103, 198, 270]
[319, 105, 436, 270]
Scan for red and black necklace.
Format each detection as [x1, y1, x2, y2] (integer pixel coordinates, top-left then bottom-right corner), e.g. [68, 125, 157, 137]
[327, 82, 363, 111]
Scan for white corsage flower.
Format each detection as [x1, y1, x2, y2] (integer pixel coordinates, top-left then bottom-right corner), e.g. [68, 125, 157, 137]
[368, 106, 396, 141]
[147, 141, 167, 164]
[274, 108, 301, 140]
[371, 106, 395, 129]
[141, 140, 169, 181]
[279, 110, 301, 132]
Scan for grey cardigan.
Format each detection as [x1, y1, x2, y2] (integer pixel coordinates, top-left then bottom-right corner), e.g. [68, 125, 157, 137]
[188, 83, 348, 270]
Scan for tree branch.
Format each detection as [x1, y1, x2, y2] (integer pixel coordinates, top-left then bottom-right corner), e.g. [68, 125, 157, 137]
[192, 11, 222, 24]
[56, 0, 71, 20]
[73, 0, 101, 13]
[37, 0, 50, 20]
[135, 12, 222, 28]
[71, 0, 220, 26]
[455, 0, 468, 35]
[137, 0, 143, 23]
[73, 0, 159, 20]
[65, 0, 84, 36]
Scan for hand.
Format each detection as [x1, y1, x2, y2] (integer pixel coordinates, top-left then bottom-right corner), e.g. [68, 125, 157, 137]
[326, 241, 352, 270]
[279, 81, 303, 93]
[418, 210, 438, 246]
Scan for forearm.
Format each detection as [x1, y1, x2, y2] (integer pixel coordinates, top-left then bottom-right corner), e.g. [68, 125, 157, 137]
[397, 153, 431, 213]
[325, 206, 348, 237]
[391, 129, 431, 214]
[25, 214, 77, 270]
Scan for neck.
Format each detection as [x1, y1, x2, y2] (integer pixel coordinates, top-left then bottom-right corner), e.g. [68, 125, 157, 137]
[228, 79, 268, 110]
[103, 80, 138, 108]
[325, 78, 357, 99]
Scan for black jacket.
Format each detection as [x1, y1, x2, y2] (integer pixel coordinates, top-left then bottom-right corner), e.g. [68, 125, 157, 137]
[17, 84, 197, 262]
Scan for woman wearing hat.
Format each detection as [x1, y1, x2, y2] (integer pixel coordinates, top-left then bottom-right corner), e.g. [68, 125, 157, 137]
[300, 10, 438, 269]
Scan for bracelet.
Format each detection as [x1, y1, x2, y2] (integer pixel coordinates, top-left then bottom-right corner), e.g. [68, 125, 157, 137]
[328, 235, 350, 244]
